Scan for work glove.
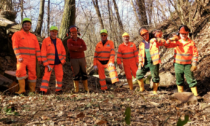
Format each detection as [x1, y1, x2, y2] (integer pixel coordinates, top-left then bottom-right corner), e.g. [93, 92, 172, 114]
[108, 63, 115, 67]
[169, 36, 179, 41]
[190, 65, 197, 72]
[94, 65, 98, 71]
[18, 58, 23, 62]
[47, 65, 52, 72]
[118, 64, 123, 70]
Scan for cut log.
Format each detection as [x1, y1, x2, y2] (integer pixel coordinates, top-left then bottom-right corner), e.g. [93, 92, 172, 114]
[0, 70, 18, 93]
[0, 74, 13, 84]
[0, 16, 14, 27]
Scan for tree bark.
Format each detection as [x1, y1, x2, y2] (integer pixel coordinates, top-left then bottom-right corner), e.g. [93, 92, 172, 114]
[92, 0, 104, 29]
[20, 0, 24, 22]
[58, 0, 75, 62]
[147, 0, 153, 25]
[136, 0, 148, 27]
[47, 0, 50, 36]
[58, 0, 75, 40]
[35, 0, 45, 36]
[0, 0, 13, 11]
[130, 0, 141, 26]
[112, 0, 124, 33]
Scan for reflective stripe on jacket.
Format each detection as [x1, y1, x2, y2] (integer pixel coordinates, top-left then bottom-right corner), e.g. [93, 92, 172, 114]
[12, 29, 41, 60]
[138, 39, 161, 67]
[167, 38, 198, 64]
[93, 40, 115, 65]
[117, 42, 138, 64]
[41, 37, 66, 66]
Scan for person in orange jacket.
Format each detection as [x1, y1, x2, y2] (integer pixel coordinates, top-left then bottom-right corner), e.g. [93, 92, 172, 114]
[12, 18, 41, 95]
[67, 26, 89, 93]
[40, 26, 66, 94]
[136, 28, 170, 94]
[166, 25, 199, 96]
[93, 29, 119, 91]
[117, 32, 138, 90]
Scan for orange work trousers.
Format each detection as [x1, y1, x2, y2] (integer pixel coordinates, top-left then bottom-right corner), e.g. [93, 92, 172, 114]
[40, 64, 63, 93]
[123, 59, 138, 79]
[96, 60, 119, 90]
[16, 58, 36, 82]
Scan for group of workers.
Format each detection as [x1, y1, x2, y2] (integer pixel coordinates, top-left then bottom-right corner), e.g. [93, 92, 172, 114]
[12, 17, 199, 96]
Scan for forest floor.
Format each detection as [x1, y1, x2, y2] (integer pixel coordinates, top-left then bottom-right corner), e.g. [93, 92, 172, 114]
[1, 74, 210, 126]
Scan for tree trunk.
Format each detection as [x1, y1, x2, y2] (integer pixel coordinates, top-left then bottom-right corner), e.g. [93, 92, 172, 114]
[0, 0, 13, 11]
[47, 0, 50, 36]
[112, 0, 124, 33]
[21, 0, 24, 22]
[92, 0, 104, 29]
[58, 0, 75, 62]
[58, 0, 75, 40]
[136, 0, 148, 27]
[130, 0, 141, 26]
[35, 0, 45, 36]
[147, 0, 153, 25]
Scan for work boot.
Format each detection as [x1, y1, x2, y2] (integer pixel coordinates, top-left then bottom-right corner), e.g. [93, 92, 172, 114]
[127, 79, 133, 90]
[177, 85, 184, 93]
[74, 80, 79, 93]
[82, 80, 89, 92]
[15, 79, 26, 95]
[153, 83, 159, 94]
[28, 82, 36, 93]
[137, 79, 144, 92]
[191, 86, 198, 96]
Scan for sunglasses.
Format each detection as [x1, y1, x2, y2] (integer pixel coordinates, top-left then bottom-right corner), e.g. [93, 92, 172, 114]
[101, 35, 107, 37]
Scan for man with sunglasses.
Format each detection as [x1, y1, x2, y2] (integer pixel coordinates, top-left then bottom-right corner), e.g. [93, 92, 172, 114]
[93, 29, 119, 91]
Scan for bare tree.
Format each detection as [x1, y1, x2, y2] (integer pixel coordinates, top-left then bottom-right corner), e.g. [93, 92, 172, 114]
[130, 0, 148, 27]
[92, 0, 104, 29]
[47, 0, 50, 36]
[112, 0, 124, 33]
[0, 0, 13, 11]
[35, 0, 45, 35]
[20, 0, 24, 22]
[137, 0, 148, 27]
[130, 0, 141, 26]
[146, 0, 153, 25]
[58, 0, 75, 40]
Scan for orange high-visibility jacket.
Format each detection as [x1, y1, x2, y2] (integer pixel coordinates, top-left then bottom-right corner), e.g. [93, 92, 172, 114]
[117, 42, 138, 64]
[167, 38, 198, 64]
[12, 29, 41, 61]
[139, 39, 167, 67]
[93, 40, 115, 65]
[41, 37, 66, 66]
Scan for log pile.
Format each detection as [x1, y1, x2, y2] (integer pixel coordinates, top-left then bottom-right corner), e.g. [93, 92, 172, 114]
[0, 11, 23, 93]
